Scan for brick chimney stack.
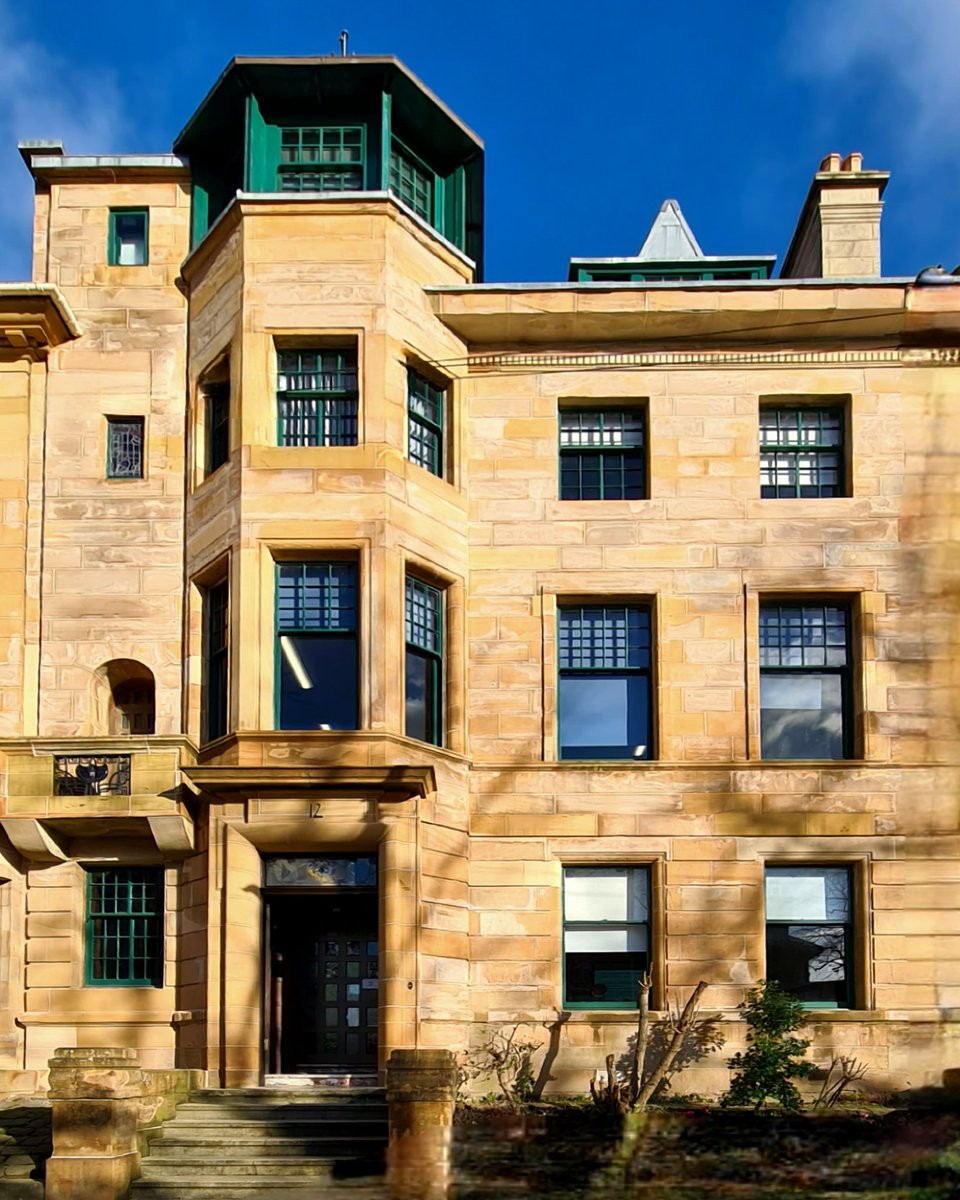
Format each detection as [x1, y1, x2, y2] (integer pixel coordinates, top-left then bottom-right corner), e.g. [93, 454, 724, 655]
[780, 151, 889, 279]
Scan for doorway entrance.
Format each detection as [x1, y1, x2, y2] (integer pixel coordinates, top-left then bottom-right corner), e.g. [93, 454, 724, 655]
[264, 856, 379, 1073]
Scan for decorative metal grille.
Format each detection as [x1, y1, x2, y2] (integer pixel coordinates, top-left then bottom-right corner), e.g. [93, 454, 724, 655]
[106, 418, 144, 479]
[54, 754, 132, 796]
[277, 349, 358, 446]
[760, 406, 844, 498]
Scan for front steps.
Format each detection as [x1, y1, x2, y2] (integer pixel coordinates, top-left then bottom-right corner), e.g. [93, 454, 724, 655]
[131, 1087, 388, 1199]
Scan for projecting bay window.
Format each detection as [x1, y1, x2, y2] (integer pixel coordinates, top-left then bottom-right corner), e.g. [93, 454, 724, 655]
[202, 580, 228, 743]
[564, 866, 650, 1008]
[278, 126, 364, 192]
[760, 405, 845, 498]
[759, 602, 852, 760]
[559, 409, 646, 500]
[276, 562, 358, 731]
[85, 867, 163, 988]
[558, 605, 652, 760]
[405, 577, 443, 746]
[765, 865, 854, 1009]
[407, 368, 445, 477]
[277, 348, 359, 447]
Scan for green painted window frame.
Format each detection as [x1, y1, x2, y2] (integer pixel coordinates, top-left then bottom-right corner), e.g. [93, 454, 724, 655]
[85, 867, 164, 987]
[275, 561, 359, 731]
[563, 865, 650, 1010]
[405, 576, 443, 746]
[203, 579, 229, 743]
[576, 265, 770, 282]
[764, 865, 854, 1010]
[760, 405, 845, 498]
[559, 409, 645, 500]
[558, 605, 652, 760]
[106, 416, 145, 479]
[278, 125, 365, 192]
[759, 602, 853, 760]
[407, 368, 445, 478]
[108, 208, 149, 266]
[389, 138, 434, 224]
[276, 348, 359, 447]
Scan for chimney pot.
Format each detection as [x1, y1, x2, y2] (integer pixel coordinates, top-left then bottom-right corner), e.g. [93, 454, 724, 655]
[820, 152, 842, 172]
[840, 152, 863, 173]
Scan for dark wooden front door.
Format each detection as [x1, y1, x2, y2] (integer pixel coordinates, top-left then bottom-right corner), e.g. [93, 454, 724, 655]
[269, 893, 378, 1071]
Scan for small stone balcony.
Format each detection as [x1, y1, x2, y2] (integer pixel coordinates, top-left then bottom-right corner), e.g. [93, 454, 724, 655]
[0, 737, 196, 862]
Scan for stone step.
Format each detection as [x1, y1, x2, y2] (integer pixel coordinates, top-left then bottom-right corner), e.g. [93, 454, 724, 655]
[170, 1105, 386, 1123]
[187, 1088, 384, 1104]
[131, 1179, 385, 1199]
[139, 1153, 384, 1179]
[154, 1134, 386, 1154]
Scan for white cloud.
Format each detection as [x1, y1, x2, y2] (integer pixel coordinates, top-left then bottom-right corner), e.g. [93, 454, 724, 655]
[0, 4, 131, 279]
[791, 0, 960, 160]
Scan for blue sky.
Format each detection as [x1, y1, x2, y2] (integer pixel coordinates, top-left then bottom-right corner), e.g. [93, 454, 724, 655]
[1, 0, 958, 282]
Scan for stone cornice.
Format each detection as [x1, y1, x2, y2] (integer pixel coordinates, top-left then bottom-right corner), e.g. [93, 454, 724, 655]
[0, 285, 80, 358]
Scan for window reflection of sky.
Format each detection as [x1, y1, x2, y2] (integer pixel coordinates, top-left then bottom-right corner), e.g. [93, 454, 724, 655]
[560, 677, 628, 746]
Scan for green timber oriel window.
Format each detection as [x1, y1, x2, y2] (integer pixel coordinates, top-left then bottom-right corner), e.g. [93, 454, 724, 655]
[765, 865, 853, 1008]
[405, 577, 442, 745]
[85, 867, 163, 987]
[564, 866, 650, 1008]
[203, 580, 229, 742]
[106, 417, 144, 479]
[558, 605, 652, 760]
[759, 602, 852, 759]
[760, 405, 845, 497]
[389, 140, 433, 222]
[108, 209, 148, 266]
[277, 349, 359, 447]
[277, 562, 358, 730]
[407, 368, 445, 477]
[278, 126, 364, 192]
[559, 410, 645, 500]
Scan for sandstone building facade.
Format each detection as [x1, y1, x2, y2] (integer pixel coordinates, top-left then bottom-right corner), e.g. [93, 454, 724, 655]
[0, 56, 958, 1095]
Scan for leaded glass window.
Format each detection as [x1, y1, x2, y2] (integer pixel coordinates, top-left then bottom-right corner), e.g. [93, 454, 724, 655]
[760, 406, 844, 498]
[765, 866, 853, 1008]
[407, 368, 445, 477]
[106, 417, 144, 479]
[85, 867, 163, 987]
[564, 866, 650, 1008]
[405, 577, 442, 745]
[278, 126, 364, 192]
[559, 410, 645, 500]
[389, 143, 433, 222]
[276, 562, 358, 730]
[277, 349, 358, 447]
[558, 606, 652, 760]
[759, 603, 851, 759]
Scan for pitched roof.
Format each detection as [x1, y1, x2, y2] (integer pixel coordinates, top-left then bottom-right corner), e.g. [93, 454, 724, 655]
[637, 199, 703, 260]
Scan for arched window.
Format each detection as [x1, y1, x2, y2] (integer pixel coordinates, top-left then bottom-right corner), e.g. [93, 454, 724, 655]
[95, 660, 156, 735]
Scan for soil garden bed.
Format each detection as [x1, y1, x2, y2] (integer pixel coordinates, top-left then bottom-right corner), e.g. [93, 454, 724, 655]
[453, 1102, 960, 1198]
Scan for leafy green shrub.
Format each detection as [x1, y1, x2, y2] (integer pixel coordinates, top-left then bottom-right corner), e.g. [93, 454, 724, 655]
[721, 980, 813, 1111]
